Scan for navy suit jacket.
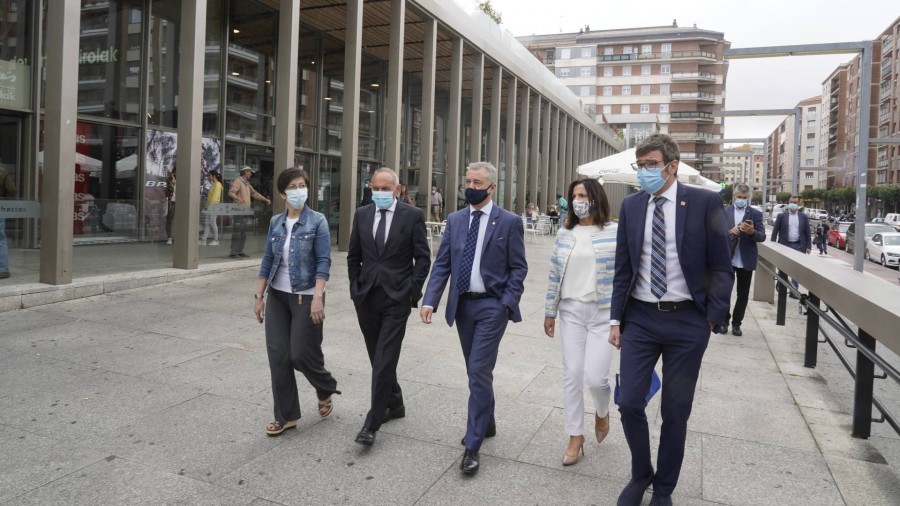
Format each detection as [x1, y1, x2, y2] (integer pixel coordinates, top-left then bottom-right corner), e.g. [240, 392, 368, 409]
[771, 211, 812, 252]
[423, 202, 528, 326]
[724, 205, 766, 271]
[610, 183, 734, 326]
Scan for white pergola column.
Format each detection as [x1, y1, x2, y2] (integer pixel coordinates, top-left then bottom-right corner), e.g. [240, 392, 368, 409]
[516, 86, 530, 214]
[419, 18, 437, 212]
[503, 75, 516, 210]
[384, 0, 405, 170]
[540, 100, 551, 210]
[446, 37, 464, 210]
[548, 107, 560, 211]
[528, 94, 540, 211]
[338, 0, 363, 251]
[488, 65, 502, 168]
[556, 113, 568, 200]
[469, 53, 484, 163]
[272, 0, 300, 217]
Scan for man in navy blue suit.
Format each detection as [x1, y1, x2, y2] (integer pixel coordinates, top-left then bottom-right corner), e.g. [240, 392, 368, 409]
[725, 183, 766, 337]
[609, 134, 733, 506]
[770, 195, 811, 294]
[421, 161, 528, 476]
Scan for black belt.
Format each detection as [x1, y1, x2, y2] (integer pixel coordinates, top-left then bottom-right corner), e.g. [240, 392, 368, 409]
[460, 292, 492, 300]
[632, 298, 696, 312]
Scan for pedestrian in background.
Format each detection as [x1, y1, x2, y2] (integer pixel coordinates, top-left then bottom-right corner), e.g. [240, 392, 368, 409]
[229, 166, 271, 259]
[724, 183, 765, 337]
[254, 167, 340, 437]
[543, 178, 617, 466]
[200, 170, 223, 246]
[0, 166, 15, 279]
[165, 167, 176, 245]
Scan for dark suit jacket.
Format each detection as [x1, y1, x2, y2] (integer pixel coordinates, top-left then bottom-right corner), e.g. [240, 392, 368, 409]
[423, 202, 528, 326]
[724, 205, 766, 271]
[347, 201, 431, 307]
[610, 183, 734, 326]
[771, 211, 812, 251]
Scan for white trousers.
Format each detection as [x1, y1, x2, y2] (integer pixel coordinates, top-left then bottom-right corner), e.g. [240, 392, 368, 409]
[558, 299, 614, 436]
[201, 212, 218, 241]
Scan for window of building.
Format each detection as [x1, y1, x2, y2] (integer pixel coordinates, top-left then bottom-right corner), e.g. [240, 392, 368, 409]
[580, 85, 591, 96]
[559, 67, 571, 77]
[642, 44, 652, 54]
[808, 106, 817, 113]
[604, 47, 613, 55]
[660, 104, 669, 113]
[621, 105, 631, 114]
[642, 64, 651, 75]
[661, 43, 672, 54]
[581, 47, 592, 58]
[661, 64, 670, 74]
[602, 105, 612, 114]
[622, 85, 631, 95]
[805, 172, 814, 179]
[560, 48, 571, 59]
[806, 159, 815, 166]
[807, 132, 815, 139]
[603, 86, 612, 96]
[641, 84, 650, 95]
[603, 66, 612, 77]
[640, 104, 650, 113]
[660, 84, 670, 95]
[806, 119, 816, 127]
[623, 46, 632, 54]
[622, 66, 632, 76]
[580, 67, 591, 76]
[806, 146, 815, 153]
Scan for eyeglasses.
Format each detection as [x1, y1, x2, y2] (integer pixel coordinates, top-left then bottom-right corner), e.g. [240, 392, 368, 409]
[631, 160, 671, 171]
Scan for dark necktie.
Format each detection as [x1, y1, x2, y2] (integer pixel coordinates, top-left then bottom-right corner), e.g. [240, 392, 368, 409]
[375, 209, 387, 256]
[650, 197, 667, 299]
[456, 210, 483, 294]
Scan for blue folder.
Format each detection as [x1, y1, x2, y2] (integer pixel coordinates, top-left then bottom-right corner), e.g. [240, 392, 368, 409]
[614, 369, 661, 407]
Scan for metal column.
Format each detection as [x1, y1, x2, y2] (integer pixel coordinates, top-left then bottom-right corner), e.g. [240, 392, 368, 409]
[852, 41, 873, 272]
[419, 18, 437, 212]
[503, 76, 517, 210]
[528, 94, 541, 212]
[548, 107, 560, 212]
[446, 37, 463, 210]
[516, 86, 530, 214]
[338, 0, 363, 251]
[40, 0, 80, 284]
[469, 53, 484, 163]
[488, 65, 502, 168]
[791, 107, 801, 195]
[384, 0, 405, 170]
[272, 0, 300, 217]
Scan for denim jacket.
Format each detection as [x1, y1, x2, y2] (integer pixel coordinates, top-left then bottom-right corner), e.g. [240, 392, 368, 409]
[545, 223, 617, 317]
[258, 207, 331, 292]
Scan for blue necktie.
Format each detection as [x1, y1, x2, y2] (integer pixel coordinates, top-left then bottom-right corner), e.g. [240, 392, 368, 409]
[375, 209, 387, 256]
[650, 197, 667, 299]
[456, 210, 483, 294]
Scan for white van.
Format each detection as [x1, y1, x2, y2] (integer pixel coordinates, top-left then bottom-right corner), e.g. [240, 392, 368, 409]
[805, 208, 828, 221]
[884, 213, 900, 231]
[768, 203, 786, 225]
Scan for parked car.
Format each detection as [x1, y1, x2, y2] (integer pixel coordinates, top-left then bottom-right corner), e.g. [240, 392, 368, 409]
[846, 222, 897, 254]
[768, 203, 786, 225]
[827, 222, 852, 249]
[883, 213, 900, 231]
[805, 208, 828, 221]
[864, 232, 900, 268]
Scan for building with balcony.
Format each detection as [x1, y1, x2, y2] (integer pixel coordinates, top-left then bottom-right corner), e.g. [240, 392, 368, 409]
[710, 144, 761, 191]
[518, 21, 730, 173]
[765, 97, 826, 195]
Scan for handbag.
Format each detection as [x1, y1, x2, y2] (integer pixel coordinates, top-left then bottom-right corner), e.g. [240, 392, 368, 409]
[614, 369, 661, 407]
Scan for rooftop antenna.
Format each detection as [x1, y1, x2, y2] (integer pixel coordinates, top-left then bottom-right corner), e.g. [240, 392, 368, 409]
[672, 19, 678, 27]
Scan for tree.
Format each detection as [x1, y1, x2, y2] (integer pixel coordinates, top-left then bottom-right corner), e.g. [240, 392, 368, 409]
[477, 1, 502, 24]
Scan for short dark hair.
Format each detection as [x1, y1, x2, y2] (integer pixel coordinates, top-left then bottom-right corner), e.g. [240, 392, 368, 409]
[277, 167, 310, 194]
[564, 178, 611, 230]
[789, 194, 800, 201]
[635, 133, 680, 165]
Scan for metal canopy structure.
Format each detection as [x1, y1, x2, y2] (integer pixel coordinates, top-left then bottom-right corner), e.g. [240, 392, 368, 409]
[724, 41, 879, 272]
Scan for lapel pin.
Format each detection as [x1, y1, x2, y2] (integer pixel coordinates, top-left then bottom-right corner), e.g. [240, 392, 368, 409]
[492, 221, 496, 226]
[680, 201, 686, 206]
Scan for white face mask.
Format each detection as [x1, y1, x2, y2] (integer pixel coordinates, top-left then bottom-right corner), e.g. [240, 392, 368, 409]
[286, 188, 308, 209]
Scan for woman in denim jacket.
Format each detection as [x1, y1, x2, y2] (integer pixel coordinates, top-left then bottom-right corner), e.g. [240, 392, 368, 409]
[253, 168, 340, 436]
[543, 178, 617, 465]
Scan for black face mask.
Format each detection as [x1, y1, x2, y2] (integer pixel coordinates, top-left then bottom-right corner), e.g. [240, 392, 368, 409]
[464, 187, 491, 206]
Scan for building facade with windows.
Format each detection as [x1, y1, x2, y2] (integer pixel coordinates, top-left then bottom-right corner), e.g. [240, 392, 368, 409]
[0, 0, 621, 288]
[518, 22, 730, 174]
[765, 97, 827, 195]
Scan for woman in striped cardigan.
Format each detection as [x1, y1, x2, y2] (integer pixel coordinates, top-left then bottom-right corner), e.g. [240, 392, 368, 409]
[544, 178, 617, 466]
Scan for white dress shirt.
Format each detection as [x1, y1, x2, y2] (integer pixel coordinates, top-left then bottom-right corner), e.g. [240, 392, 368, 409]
[371, 198, 398, 246]
[271, 214, 315, 295]
[466, 200, 493, 293]
[732, 207, 746, 269]
[632, 182, 691, 303]
[787, 212, 800, 242]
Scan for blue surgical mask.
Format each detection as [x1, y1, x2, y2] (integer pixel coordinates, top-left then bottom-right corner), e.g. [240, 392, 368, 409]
[637, 167, 669, 194]
[372, 191, 394, 209]
[286, 188, 308, 209]
[734, 198, 748, 209]
[787, 203, 799, 211]
[573, 200, 592, 219]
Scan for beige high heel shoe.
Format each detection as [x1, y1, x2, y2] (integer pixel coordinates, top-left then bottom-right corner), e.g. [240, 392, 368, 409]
[595, 413, 610, 443]
[562, 435, 585, 466]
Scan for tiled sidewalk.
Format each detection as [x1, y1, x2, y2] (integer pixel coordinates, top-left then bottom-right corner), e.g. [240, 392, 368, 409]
[0, 235, 898, 505]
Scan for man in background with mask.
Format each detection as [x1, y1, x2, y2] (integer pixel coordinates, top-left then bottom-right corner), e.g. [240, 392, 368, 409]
[771, 194, 810, 295]
[608, 134, 733, 506]
[724, 183, 765, 336]
[420, 161, 528, 476]
[347, 167, 431, 447]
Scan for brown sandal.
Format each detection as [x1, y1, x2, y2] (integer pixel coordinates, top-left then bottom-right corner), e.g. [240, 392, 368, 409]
[265, 420, 297, 436]
[317, 396, 334, 417]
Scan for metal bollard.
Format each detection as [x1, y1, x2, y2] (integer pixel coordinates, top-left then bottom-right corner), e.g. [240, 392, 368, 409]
[852, 329, 877, 439]
[803, 294, 819, 368]
[776, 270, 788, 326]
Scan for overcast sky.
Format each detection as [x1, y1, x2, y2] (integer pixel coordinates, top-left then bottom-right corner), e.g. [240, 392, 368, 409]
[454, 0, 897, 142]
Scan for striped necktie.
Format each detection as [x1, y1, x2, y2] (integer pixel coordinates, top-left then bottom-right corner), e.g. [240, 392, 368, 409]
[456, 210, 483, 294]
[650, 197, 667, 299]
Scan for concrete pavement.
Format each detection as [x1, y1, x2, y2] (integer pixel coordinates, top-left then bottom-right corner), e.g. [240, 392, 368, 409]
[1, 232, 898, 505]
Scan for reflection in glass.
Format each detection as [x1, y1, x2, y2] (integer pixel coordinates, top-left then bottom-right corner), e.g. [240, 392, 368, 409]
[225, 0, 276, 143]
[147, 0, 180, 127]
[0, 0, 33, 110]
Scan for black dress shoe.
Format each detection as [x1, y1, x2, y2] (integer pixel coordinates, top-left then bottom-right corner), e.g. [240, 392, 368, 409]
[460, 449, 480, 475]
[354, 428, 375, 446]
[732, 325, 743, 336]
[384, 405, 406, 422]
[460, 421, 496, 445]
[648, 492, 673, 506]
[616, 472, 654, 506]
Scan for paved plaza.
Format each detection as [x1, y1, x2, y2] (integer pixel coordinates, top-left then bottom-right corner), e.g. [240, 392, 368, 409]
[1, 234, 899, 505]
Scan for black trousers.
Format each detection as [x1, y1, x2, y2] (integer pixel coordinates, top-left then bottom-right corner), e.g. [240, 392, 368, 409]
[354, 286, 409, 432]
[730, 267, 754, 327]
[165, 200, 175, 239]
[265, 288, 340, 424]
[230, 216, 247, 255]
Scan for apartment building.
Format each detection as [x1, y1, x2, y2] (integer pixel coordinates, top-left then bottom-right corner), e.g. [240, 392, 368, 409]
[765, 97, 827, 194]
[876, 18, 900, 184]
[518, 22, 730, 172]
[712, 144, 761, 189]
